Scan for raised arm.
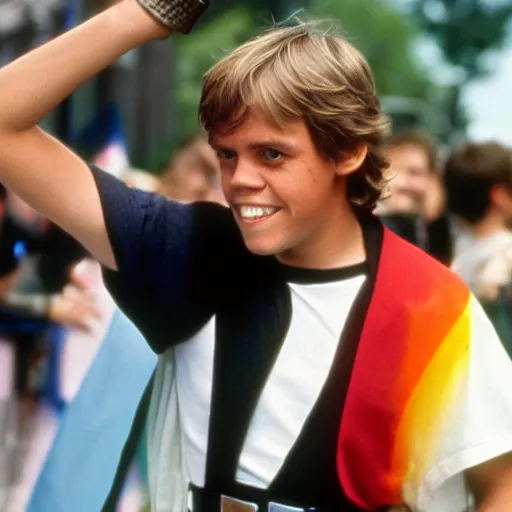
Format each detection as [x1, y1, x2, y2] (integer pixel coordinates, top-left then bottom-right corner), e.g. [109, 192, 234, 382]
[0, 0, 200, 269]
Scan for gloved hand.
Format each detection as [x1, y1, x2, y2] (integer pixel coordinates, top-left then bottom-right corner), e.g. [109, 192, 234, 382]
[137, 0, 210, 34]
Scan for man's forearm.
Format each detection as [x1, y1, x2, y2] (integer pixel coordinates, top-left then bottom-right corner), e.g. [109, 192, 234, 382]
[0, 0, 168, 136]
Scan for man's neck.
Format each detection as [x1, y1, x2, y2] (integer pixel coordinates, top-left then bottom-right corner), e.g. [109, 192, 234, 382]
[277, 205, 366, 270]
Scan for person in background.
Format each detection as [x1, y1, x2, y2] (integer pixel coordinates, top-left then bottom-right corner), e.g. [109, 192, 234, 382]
[158, 135, 226, 205]
[0, 186, 100, 512]
[0, 187, 101, 411]
[445, 141, 512, 357]
[376, 131, 452, 264]
[0, 187, 97, 331]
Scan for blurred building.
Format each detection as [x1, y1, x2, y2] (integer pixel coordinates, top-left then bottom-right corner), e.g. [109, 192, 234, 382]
[0, 0, 177, 169]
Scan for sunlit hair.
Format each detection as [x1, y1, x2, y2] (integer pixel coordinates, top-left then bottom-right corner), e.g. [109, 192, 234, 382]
[199, 20, 391, 209]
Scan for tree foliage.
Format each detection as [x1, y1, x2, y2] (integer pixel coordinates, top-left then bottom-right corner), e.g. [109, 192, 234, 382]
[174, 6, 259, 139]
[413, 0, 512, 78]
[308, 0, 434, 99]
[174, 0, 439, 141]
[411, 0, 512, 136]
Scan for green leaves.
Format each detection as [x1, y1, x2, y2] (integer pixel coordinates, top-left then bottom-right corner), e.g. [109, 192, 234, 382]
[172, 0, 442, 139]
[413, 0, 512, 79]
[308, 0, 434, 99]
[410, 0, 512, 137]
[175, 6, 257, 138]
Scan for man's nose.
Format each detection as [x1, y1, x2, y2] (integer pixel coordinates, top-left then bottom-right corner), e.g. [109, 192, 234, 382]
[230, 159, 266, 189]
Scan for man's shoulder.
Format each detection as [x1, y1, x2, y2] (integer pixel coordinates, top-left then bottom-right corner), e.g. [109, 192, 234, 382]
[90, 163, 239, 244]
[145, 197, 235, 236]
[382, 225, 469, 299]
[383, 225, 456, 274]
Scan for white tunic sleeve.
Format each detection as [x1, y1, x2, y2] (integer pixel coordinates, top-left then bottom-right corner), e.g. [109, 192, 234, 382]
[414, 295, 512, 512]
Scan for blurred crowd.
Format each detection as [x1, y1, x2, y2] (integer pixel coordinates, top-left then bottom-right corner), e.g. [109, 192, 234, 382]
[2, 127, 512, 511]
[0, 135, 224, 511]
[379, 132, 512, 356]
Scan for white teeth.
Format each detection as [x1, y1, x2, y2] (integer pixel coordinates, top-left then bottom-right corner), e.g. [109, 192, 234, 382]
[239, 205, 278, 220]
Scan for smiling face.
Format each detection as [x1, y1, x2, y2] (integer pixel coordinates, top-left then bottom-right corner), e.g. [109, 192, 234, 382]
[199, 23, 392, 266]
[384, 144, 432, 215]
[210, 112, 366, 268]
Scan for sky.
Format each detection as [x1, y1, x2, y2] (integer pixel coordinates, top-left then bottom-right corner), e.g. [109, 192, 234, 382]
[465, 45, 512, 146]
[390, 0, 512, 146]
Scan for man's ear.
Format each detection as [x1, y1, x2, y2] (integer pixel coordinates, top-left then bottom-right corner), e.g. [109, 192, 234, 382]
[490, 185, 512, 211]
[334, 143, 368, 176]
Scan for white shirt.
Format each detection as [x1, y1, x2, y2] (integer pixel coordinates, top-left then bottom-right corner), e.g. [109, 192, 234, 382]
[174, 274, 366, 488]
[147, 273, 512, 512]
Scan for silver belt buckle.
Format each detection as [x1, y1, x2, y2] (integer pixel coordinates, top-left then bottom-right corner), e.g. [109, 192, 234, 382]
[221, 495, 259, 512]
[269, 503, 307, 512]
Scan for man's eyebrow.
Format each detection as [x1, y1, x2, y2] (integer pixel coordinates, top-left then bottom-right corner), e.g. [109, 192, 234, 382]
[247, 140, 297, 152]
[209, 140, 298, 153]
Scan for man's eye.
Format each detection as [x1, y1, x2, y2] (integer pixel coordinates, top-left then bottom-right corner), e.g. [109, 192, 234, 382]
[262, 149, 283, 161]
[217, 150, 235, 161]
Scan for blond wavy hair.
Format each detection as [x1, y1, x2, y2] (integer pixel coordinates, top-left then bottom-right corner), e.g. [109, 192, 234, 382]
[199, 21, 391, 209]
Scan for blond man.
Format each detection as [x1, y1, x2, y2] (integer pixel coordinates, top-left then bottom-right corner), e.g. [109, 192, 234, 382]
[0, 1, 512, 511]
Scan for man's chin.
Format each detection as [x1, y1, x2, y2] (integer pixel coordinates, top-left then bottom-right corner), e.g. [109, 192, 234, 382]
[242, 236, 282, 257]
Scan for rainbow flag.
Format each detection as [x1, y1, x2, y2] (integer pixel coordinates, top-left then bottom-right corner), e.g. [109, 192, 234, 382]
[337, 227, 512, 510]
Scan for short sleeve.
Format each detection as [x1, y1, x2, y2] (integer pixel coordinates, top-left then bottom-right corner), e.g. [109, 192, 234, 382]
[416, 295, 512, 512]
[90, 165, 240, 353]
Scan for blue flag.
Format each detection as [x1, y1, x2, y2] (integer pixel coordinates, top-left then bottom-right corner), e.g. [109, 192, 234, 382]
[28, 310, 157, 512]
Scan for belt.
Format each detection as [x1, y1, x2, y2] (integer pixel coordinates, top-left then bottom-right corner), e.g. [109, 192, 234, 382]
[188, 485, 319, 512]
[188, 485, 410, 512]
[220, 496, 316, 512]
